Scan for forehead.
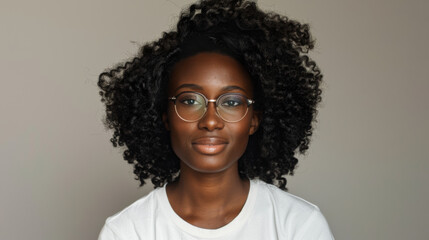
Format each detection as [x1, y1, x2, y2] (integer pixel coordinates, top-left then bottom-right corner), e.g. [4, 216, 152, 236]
[168, 52, 253, 97]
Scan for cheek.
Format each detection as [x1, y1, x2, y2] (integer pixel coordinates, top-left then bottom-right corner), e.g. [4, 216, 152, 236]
[170, 132, 184, 157]
[169, 127, 187, 160]
[167, 108, 191, 157]
[229, 119, 253, 155]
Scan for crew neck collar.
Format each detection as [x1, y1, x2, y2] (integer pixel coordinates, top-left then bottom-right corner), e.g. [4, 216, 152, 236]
[159, 179, 259, 238]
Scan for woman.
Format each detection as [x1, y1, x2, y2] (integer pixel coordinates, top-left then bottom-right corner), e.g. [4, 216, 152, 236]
[98, 0, 334, 239]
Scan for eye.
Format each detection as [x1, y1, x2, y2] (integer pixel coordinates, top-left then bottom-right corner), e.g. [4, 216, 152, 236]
[180, 98, 202, 105]
[181, 99, 195, 105]
[223, 100, 239, 107]
[220, 96, 243, 107]
[177, 93, 204, 106]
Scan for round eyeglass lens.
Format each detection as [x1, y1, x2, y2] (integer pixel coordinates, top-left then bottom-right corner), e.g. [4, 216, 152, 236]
[217, 94, 248, 122]
[175, 92, 206, 121]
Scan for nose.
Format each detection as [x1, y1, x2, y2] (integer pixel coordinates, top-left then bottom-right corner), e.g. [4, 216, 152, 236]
[198, 102, 224, 131]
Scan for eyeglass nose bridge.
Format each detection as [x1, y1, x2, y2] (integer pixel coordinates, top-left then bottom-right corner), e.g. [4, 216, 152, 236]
[206, 99, 217, 105]
[201, 99, 221, 120]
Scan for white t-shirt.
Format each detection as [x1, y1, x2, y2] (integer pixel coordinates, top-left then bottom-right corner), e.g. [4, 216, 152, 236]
[98, 179, 334, 240]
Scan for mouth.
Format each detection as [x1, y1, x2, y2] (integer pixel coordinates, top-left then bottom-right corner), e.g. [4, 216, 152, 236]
[192, 137, 228, 155]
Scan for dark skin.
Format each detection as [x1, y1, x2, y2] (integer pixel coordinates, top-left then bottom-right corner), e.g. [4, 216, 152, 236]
[163, 52, 260, 229]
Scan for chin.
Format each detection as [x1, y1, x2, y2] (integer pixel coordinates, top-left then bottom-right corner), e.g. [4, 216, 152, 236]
[183, 157, 237, 174]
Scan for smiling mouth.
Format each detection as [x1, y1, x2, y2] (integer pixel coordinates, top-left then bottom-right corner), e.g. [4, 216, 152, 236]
[192, 138, 228, 155]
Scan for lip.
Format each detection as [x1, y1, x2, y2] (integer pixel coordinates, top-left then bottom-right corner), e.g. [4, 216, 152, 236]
[192, 137, 228, 155]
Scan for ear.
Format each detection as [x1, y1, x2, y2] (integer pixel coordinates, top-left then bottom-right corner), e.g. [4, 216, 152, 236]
[249, 110, 261, 135]
[162, 112, 170, 131]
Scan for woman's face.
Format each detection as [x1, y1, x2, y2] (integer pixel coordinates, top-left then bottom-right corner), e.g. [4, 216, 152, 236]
[164, 52, 259, 174]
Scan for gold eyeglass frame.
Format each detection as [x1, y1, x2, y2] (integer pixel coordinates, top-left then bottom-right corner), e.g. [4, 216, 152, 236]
[168, 91, 255, 123]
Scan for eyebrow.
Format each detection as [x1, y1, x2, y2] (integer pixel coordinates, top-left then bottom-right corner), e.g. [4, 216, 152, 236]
[175, 84, 247, 93]
[221, 85, 247, 93]
[175, 84, 203, 92]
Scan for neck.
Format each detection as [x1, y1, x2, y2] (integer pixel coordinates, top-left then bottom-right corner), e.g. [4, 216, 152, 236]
[167, 162, 250, 212]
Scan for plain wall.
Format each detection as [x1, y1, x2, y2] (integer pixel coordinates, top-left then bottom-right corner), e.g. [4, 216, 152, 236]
[1, 0, 428, 239]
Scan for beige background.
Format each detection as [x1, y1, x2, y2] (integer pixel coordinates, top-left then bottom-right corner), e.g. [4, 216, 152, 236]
[1, 0, 428, 239]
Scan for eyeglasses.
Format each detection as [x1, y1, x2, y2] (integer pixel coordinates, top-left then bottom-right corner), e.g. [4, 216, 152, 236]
[168, 91, 255, 122]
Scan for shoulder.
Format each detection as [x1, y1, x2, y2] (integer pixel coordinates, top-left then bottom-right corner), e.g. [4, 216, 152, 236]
[253, 180, 334, 239]
[106, 187, 161, 225]
[255, 179, 319, 215]
[98, 187, 163, 239]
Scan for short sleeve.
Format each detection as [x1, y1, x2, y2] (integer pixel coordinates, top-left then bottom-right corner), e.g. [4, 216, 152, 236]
[295, 208, 335, 240]
[98, 223, 119, 240]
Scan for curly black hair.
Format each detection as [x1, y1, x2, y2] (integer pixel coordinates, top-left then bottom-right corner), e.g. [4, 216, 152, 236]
[98, 0, 322, 190]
